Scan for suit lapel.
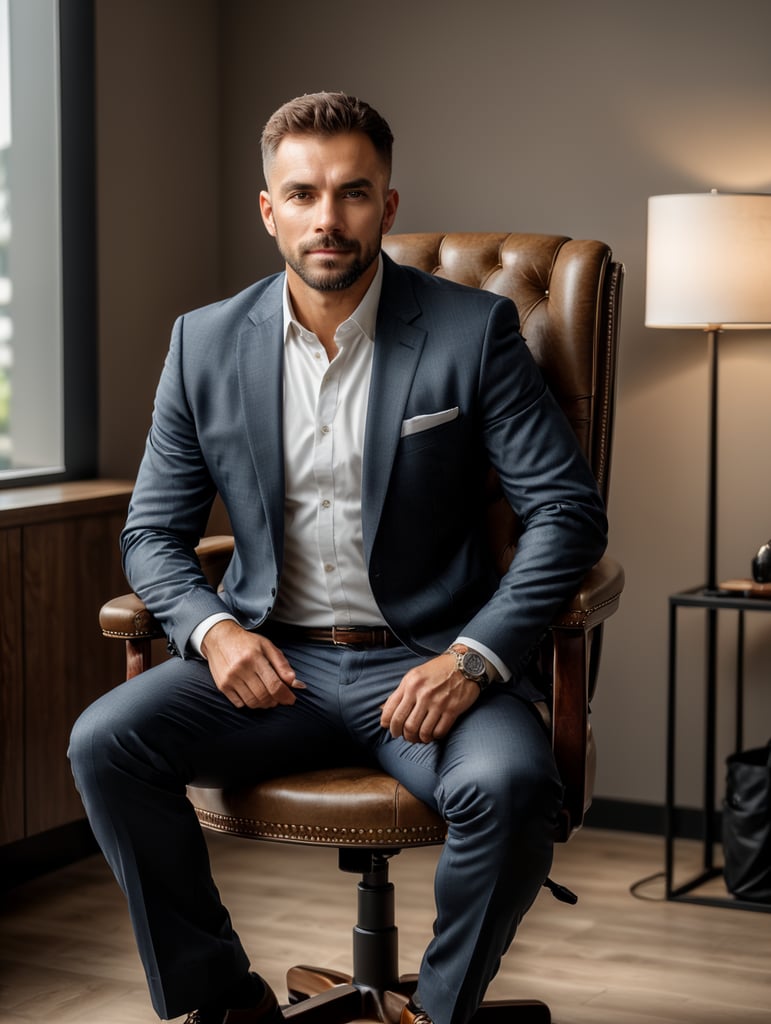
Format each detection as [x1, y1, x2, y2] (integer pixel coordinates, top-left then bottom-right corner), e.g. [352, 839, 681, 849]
[232, 260, 426, 567]
[236, 275, 286, 562]
[362, 256, 426, 560]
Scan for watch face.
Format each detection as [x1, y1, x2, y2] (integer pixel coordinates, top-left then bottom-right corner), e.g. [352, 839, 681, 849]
[462, 651, 486, 679]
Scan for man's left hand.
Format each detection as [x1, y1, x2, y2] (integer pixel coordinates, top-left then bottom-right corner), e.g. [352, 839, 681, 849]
[380, 653, 480, 743]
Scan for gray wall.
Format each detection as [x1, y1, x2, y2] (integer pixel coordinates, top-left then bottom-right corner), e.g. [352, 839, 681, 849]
[96, 0, 771, 814]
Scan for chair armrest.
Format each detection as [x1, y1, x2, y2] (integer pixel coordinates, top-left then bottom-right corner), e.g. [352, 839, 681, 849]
[551, 555, 624, 630]
[550, 553, 624, 839]
[100, 592, 164, 641]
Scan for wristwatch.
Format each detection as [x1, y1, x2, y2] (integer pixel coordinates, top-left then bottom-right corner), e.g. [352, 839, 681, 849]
[445, 644, 491, 690]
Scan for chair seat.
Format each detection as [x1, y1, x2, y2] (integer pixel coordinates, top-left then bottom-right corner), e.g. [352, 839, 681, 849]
[188, 766, 447, 849]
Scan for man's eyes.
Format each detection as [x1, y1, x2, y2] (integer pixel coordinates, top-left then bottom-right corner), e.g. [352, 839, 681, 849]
[288, 190, 369, 202]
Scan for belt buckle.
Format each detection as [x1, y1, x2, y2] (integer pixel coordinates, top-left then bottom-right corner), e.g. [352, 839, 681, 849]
[331, 625, 378, 647]
[331, 626, 356, 647]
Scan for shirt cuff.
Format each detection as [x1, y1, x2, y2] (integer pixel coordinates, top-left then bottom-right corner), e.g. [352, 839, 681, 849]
[455, 636, 511, 683]
[190, 612, 239, 656]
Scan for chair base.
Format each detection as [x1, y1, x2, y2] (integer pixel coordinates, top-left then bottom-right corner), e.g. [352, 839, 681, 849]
[274, 849, 550, 1024]
[284, 969, 550, 1024]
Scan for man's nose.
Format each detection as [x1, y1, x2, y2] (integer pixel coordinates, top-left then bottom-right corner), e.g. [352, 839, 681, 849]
[315, 194, 343, 232]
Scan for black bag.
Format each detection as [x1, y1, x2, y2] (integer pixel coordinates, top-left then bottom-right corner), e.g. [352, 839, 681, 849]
[722, 741, 771, 902]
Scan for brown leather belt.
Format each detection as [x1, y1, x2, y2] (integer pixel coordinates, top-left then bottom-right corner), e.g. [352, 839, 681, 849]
[265, 623, 402, 649]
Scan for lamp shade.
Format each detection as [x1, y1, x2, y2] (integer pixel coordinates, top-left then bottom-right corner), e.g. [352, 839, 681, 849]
[645, 192, 771, 329]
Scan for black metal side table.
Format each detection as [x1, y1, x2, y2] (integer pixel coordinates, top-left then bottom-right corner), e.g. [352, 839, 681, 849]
[666, 585, 771, 912]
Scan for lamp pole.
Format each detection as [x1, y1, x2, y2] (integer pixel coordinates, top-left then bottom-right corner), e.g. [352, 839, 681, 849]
[705, 327, 719, 593]
[704, 326, 720, 872]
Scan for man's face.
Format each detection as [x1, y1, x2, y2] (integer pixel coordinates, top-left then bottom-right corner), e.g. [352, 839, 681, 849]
[259, 132, 399, 294]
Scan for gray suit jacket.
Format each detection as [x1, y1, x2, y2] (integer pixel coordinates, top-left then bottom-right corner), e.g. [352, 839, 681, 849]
[122, 253, 607, 683]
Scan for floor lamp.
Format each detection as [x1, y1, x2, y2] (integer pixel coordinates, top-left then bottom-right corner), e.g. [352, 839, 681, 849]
[646, 192, 771, 890]
[645, 190, 771, 593]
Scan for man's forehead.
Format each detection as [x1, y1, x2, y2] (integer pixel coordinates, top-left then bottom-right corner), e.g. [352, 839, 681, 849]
[267, 131, 387, 182]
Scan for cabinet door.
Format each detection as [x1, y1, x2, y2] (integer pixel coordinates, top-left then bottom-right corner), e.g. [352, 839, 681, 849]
[0, 527, 24, 844]
[23, 511, 128, 835]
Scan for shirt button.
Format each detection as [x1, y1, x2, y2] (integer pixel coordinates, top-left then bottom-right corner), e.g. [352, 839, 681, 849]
[324, 563, 335, 573]
[321, 499, 331, 509]
[321, 425, 331, 434]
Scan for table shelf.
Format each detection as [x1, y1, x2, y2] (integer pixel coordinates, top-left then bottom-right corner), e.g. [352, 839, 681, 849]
[666, 586, 771, 913]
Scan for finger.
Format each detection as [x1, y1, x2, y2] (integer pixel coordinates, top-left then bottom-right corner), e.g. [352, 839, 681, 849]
[259, 638, 300, 688]
[247, 650, 301, 706]
[248, 670, 297, 707]
[403, 705, 436, 744]
[241, 666, 281, 707]
[417, 708, 444, 744]
[221, 676, 263, 710]
[222, 665, 291, 711]
[427, 710, 458, 741]
[225, 689, 246, 709]
[224, 664, 306, 710]
[393, 696, 431, 743]
[384, 697, 410, 739]
[379, 691, 399, 730]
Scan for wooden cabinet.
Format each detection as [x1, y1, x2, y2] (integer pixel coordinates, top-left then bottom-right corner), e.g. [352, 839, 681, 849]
[0, 481, 133, 845]
[0, 527, 24, 843]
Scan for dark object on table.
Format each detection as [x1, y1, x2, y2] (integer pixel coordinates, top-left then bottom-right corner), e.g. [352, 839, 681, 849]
[752, 541, 771, 583]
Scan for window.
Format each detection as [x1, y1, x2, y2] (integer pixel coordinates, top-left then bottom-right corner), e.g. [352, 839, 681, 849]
[0, 0, 95, 485]
[0, 0, 14, 470]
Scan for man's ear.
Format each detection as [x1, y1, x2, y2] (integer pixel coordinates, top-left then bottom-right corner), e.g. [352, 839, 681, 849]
[381, 188, 399, 236]
[259, 190, 277, 237]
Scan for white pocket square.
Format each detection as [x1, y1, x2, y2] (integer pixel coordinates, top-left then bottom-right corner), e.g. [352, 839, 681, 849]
[400, 406, 459, 437]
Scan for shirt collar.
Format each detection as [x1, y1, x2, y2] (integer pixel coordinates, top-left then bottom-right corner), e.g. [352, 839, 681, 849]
[282, 254, 383, 344]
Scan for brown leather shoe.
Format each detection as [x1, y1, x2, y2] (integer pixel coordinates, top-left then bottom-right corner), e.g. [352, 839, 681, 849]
[400, 1001, 433, 1024]
[184, 979, 284, 1024]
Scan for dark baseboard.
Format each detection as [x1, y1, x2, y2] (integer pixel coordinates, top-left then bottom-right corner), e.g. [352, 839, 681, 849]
[586, 797, 718, 840]
[0, 820, 99, 891]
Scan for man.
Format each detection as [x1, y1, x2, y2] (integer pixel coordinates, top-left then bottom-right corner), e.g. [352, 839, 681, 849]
[70, 92, 607, 1024]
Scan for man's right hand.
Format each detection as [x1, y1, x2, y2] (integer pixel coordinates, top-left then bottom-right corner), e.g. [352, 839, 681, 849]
[200, 619, 306, 709]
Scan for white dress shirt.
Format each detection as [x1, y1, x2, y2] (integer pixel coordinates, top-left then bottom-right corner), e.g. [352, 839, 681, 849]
[271, 258, 384, 626]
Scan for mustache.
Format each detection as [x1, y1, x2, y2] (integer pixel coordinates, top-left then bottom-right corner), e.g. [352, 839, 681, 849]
[301, 235, 358, 254]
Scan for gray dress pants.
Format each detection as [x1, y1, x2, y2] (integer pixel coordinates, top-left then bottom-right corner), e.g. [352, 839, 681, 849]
[69, 642, 562, 1024]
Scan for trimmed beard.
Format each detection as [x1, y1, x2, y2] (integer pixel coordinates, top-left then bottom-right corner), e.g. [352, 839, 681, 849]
[279, 234, 381, 293]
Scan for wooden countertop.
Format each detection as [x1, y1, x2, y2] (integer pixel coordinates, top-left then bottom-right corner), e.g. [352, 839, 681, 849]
[0, 479, 134, 527]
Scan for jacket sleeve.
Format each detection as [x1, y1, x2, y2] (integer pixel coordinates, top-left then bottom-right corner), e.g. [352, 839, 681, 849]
[460, 296, 608, 678]
[120, 314, 232, 657]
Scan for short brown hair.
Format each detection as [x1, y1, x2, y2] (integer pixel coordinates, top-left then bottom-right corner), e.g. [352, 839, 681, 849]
[261, 92, 393, 179]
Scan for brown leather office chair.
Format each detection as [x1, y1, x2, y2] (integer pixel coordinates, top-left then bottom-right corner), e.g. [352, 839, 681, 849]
[100, 233, 624, 1024]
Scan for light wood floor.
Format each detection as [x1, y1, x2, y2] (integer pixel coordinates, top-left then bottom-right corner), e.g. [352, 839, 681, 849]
[1, 828, 769, 1023]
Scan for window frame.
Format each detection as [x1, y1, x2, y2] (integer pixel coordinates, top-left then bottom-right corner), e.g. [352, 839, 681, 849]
[59, 0, 97, 483]
[0, 0, 96, 490]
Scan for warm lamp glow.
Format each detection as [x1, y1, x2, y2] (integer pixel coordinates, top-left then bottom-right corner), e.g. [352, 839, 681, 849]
[646, 192, 771, 330]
